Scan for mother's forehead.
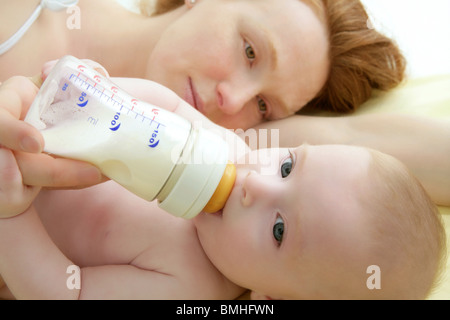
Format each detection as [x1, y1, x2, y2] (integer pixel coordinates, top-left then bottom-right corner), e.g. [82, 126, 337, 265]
[253, 0, 331, 113]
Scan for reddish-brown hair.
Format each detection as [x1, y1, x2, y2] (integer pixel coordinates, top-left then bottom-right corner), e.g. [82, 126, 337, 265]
[140, 0, 406, 114]
[305, 0, 406, 113]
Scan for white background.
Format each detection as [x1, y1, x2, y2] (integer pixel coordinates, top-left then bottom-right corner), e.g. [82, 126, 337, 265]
[361, 0, 450, 79]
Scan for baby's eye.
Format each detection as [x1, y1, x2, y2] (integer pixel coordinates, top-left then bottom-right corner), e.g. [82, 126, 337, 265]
[273, 215, 284, 246]
[280, 156, 293, 178]
[245, 42, 256, 61]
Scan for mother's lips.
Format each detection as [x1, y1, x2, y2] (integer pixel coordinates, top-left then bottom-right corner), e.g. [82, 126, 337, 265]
[186, 77, 204, 113]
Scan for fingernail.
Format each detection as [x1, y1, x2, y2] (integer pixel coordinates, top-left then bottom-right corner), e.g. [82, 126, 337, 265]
[20, 136, 42, 153]
[29, 74, 43, 88]
[80, 166, 103, 184]
[94, 67, 110, 78]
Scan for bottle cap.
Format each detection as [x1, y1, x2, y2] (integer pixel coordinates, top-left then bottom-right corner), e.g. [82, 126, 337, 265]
[203, 162, 236, 213]
[158, 127, 230, 219]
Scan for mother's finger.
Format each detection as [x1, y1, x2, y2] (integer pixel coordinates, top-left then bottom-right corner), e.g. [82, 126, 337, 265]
[0, 76, 39, 119]
[0, 76, 44, 153]
[41, 58, 109, 81]
[15, 152, 105, 188]
[0, 147, 41, 218]
[0, 147, 23, 191]
[0, 108, 43, 153]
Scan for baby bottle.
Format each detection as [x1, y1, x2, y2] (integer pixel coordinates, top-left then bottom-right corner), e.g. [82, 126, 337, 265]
[25, 55, 235, 219]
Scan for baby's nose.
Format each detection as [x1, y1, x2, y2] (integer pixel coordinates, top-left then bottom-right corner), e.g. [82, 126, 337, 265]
[241, 170, 272, 207]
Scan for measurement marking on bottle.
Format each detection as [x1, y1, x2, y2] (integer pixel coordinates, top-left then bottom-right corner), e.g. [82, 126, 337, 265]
[87, 116, 99, 126]
[68, 73, 166, 130]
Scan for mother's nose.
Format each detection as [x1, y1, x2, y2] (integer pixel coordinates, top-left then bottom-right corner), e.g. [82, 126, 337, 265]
[216, 80, 259, 116]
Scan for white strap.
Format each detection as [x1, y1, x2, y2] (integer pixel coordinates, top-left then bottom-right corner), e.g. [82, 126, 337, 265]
[41, 0, 79, 11]
[0, 0, 79, 56]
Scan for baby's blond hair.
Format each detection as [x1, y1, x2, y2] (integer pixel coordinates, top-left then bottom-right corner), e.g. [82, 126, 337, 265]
[361, 150, 447, 299]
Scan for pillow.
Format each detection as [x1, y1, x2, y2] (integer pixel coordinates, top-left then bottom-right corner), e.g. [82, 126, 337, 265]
[353, 75, 450, 118]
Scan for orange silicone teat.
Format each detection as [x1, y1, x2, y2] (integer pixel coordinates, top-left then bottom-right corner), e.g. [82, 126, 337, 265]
[203, 162, 236, 213]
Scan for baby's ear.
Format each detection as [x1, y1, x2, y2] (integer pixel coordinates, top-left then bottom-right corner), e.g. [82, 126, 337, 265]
[250, 291, 277, 300]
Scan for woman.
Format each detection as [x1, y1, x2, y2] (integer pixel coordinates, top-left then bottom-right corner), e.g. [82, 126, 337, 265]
[0, 0, 448, 205]
[1, 0, 404, 128]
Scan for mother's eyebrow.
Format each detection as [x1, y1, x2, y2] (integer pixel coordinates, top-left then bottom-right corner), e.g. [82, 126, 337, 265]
[258, 25, 278, 72]
[250, 20, 300, 119]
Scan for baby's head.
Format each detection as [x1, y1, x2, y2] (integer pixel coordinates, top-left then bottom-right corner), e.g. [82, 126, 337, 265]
[287, 147, 447, 300]
[348, 149, 447, 299]
[194, 144, 446, 300]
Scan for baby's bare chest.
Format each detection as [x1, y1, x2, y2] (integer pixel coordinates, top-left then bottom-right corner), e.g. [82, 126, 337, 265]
[34, 182, 199, 268]
[32, 182, 243, 298]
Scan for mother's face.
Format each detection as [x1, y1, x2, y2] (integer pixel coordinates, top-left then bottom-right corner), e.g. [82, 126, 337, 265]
[146, 0, 329, 130]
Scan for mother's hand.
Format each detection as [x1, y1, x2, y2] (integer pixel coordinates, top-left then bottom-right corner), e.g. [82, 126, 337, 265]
[0, 76, 104, 189]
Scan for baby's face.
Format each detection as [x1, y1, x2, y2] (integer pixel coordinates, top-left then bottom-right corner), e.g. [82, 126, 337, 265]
[194, 144, 374, 298]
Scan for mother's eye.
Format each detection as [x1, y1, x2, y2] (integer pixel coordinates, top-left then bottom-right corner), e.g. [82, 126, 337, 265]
[245, 41, 256, 61]
[257, 97, 267, 115]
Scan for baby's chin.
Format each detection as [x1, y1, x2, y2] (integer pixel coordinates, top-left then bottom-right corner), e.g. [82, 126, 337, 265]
[203, 208, 223, 219]
[191, 210, 225, 256]
[193, 208, 223, 230]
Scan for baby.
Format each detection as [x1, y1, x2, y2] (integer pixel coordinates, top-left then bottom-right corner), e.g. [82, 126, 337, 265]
[0, 70, 446, 300]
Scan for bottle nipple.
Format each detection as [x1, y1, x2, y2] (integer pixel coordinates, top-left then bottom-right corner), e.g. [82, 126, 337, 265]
[203, 162, 236, 213]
